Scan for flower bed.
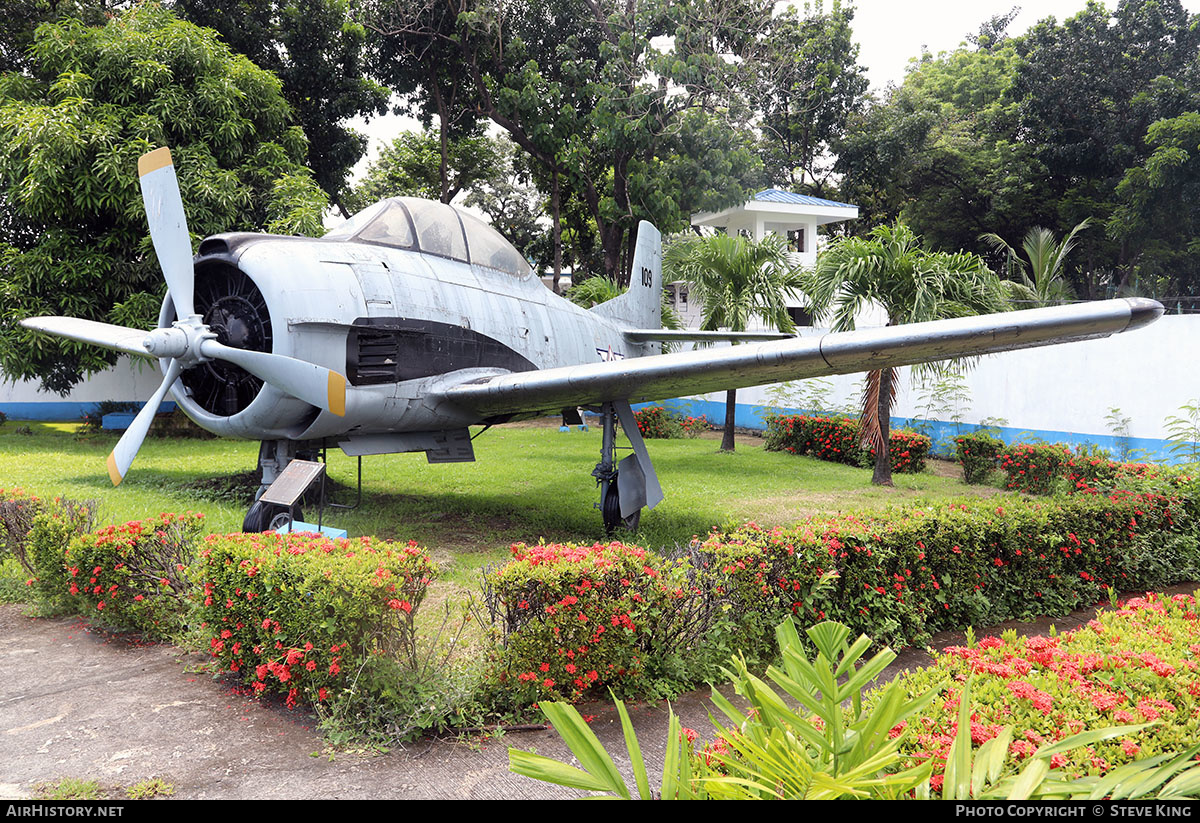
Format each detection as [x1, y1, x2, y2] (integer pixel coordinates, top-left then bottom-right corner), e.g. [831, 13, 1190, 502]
[764, 414, 930, 473]
[484, 540, 704, 704]
[890, 591, 1200, 787]
[64, 512, 205, 637]
[195, 531, 434, 709]
[696, 490, 1185, 655]
[632, 406, 711, 439]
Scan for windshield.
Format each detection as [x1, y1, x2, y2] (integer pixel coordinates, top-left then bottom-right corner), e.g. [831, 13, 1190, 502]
[324, 197, 532, 279]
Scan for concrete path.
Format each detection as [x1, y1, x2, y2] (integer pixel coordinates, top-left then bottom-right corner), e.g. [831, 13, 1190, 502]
[1, 591, 1179, 800]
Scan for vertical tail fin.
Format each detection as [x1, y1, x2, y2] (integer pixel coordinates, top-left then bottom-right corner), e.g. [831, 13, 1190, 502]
[589, 221, 662, 330]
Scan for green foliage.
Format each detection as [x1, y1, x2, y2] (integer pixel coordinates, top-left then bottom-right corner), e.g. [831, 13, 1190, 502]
[631, 406, 710, 440]
[896, 593, 1200, 797]
[955, 432, 1005, 485]
[195, 531, 435, 712]
[1164, 400, 1200, 463]
[999, 443, 1072, 495]
[516, 614, 1200, 801]
[1105, 407, 1135, 462]
[0, 3, 328, 393]
[24, 496, 98, 614]
[664, 231, 803, 451]
[979, 219, 1088, 306]
[763, 414, 930, 475]
[34, 778, 106, 800]
[124, 778, 174, 800]
[172, 0, 390, 210]
[387, 0, 773, 280]
[805, 221, 1009, 484]
[344, 130, 505, 212]
[754, 1, 868, 195]
[63, 512, 205, 638]
[482, 541, 715, 707]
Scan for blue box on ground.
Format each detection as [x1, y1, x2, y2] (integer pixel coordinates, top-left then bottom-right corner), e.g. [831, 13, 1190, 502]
[272, 521, 348, 539]
[101, 412, 136, 430]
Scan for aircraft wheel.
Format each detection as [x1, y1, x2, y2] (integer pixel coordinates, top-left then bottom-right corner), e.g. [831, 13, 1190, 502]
[602, 481, 640, 535]
[242, 501, 303, 533]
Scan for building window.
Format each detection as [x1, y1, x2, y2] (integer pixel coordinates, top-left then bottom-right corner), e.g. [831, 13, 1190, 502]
[787, 306, 812, 327]
[789, 227, 806, 253]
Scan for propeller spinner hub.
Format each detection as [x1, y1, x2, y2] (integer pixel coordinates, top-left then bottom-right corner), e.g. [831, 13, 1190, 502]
[143, 315, 213, 366]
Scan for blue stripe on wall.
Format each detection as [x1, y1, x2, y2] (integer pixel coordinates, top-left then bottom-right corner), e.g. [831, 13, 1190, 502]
[637, 397, 1185, 465]
[1, 401, 176, 422]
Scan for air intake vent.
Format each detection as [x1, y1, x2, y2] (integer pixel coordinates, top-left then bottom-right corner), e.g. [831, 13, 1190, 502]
[348, 327, 401, 385]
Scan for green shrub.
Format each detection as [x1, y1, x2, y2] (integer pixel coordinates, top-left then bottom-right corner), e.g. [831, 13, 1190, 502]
[999, 443, 1072, 494]
[195, 532, 434, 710]
[483, 541, 709, 706]
[696, 490, 1185, 652]
[25, 497, 98, 613]
[765, 414, 930, 473]
[862, 428, 931, 474]
[63, 512, 205, 638]
[632, 406, 712, 439]
[955, 432, 1005, 484]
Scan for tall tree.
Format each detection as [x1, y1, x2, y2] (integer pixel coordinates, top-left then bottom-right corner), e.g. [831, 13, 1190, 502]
[663, 233, 803, 452]
[171, 0, 390, 215]
[374, 0, 772, 283]
[804, 223, 1009, 485]
[1109, 112, 1200, 298]
[343, 130, 503, 211]
[754, 0, 868, 196]
[0, 3, 329, 393]
[1012, 0, 1200, 296]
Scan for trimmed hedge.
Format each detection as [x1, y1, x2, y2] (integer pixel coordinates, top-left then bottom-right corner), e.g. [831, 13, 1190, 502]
[483, 540, 717, 705]
[764, 414, 931, 473]
[195, 532, 434, 709]
[693, 488, 1187, 656]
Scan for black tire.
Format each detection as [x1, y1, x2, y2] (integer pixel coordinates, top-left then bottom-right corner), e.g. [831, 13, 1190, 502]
[242, 501, 303, 533]
[601, 481, 640, 535]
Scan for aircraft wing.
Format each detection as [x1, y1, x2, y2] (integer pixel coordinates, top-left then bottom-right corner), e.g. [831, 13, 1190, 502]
[435, 298, 1162, 419]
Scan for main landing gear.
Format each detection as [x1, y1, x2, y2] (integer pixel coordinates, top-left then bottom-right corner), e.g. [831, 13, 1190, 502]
[591, 401, 663, 534]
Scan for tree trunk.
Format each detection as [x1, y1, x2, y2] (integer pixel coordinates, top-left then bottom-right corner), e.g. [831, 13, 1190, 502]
[722, 389, 737, 452]
[552, 167, 562, 295]
[872, 367, 894, 486]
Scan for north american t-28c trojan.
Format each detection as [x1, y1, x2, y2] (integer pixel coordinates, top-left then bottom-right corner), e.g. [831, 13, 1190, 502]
[22, 148, 1165, 532]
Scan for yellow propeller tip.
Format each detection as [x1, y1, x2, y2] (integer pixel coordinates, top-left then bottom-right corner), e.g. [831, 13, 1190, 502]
[138, 147, 173, 178]
[106, 452, 124, 487]
[328, 372, 347, 417]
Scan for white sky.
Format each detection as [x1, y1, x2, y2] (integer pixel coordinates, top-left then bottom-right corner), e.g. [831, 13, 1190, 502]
[350, 0, 1200, 178]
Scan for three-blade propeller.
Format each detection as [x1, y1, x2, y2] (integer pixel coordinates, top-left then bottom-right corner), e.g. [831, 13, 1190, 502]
[22, 148, 348, 485]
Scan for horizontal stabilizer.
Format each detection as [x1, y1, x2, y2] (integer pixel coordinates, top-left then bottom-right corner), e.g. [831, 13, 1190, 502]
[623, 329, 793, 343]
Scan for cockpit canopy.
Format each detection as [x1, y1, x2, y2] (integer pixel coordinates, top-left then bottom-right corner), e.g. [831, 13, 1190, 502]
[324, 198, 532, 279]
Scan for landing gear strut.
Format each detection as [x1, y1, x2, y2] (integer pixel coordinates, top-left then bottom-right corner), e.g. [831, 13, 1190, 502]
[593, 403, 641, 534]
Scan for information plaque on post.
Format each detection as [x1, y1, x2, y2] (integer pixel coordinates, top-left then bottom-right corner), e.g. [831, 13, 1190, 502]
[258, 459, 326, 530]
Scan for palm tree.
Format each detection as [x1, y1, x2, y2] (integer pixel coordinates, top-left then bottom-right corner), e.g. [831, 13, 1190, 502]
[664, 232, 804, 452]
[979, 218, 1091, 306]
[805, 222, 1010, 485]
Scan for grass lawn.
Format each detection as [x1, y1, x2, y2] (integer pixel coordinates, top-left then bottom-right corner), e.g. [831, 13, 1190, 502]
[0, 417, 999, 579]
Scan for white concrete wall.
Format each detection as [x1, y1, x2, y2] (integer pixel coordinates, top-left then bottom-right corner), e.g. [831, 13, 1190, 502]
[689, 314, 1196, 454]
[1, 358, 164, 420]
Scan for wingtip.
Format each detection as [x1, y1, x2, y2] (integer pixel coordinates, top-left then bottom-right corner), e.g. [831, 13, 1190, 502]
[106, 451, 124, 487]
[138, 147, 173, 178]
[328, 372, 347, 417]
